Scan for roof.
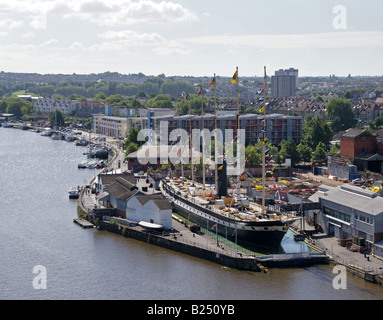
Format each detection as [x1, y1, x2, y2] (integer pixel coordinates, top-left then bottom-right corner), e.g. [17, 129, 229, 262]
[99, 172, 135, 186]
[354, 153, 383, 161]
[134, 195, 172, 210]
[319, 184, 383, 216]
[104, 177, 140, 201]
[341, 128, 371, 138]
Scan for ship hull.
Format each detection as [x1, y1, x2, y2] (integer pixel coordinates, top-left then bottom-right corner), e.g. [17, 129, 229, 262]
[161, 180, 289, 250]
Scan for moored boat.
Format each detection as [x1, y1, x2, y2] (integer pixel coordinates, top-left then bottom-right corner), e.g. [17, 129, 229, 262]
[68, 187, 80, 199]
[159, 67, 299, 250]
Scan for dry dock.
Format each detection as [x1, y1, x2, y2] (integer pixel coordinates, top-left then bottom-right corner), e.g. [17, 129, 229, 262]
[89, 215, 329, 272]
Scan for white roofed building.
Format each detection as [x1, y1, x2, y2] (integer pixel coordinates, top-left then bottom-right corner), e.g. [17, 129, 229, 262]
[309, 184, 383, 257]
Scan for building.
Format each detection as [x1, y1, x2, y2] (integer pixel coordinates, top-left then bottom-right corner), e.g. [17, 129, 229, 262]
[309, 184, 383, 257]
[74, 100, 105, 117]
[92, 115, 130, 137]
[126, 195, 172, 229]
[102, 177, 141, 217]
[96, 172, 136, 193]
[271, 68, 298, 98]
[339, 128, 383, 173]
[34, 98, 104, 117]
[151, 113, 302, 146]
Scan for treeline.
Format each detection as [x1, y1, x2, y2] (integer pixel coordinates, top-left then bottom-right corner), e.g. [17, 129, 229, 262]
[0, 77, 197, 99]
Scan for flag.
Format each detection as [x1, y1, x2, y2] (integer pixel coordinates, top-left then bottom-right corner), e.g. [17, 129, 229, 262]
[209, 76, 216, 87]
[218, 165, 224, 170]
[182, 93, 189, 102]
[259, 107, 264, 113]
[198, 87, 202, 96]
[211, 224, 217, 230]
[231, 69, 238, 83]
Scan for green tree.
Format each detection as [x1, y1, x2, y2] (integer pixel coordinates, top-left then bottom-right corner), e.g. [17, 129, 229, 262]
[297, 143, 313, 163]
[49, 109, 65, 127]
[174, 96, 207, 115]
[124, 127, 145, 150]
[5, 97, 34, 118]
[0, 99, 7, 113]
[94, 92, 107, 101]
[325, 98, 354, 133]
[106, 94, 125, 106]
[125, 142, 139, 156]
[145, 94, 173, 109]
[312, 142, 328, 161]
[302, 116, 333, 150]
[278, 139, 300, 167]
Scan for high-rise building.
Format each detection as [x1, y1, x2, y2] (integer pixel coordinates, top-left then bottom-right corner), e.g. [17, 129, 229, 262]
[271, 68, 298, 98]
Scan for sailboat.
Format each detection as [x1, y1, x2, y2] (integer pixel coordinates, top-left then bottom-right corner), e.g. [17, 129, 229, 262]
[159, 67, 298, 250]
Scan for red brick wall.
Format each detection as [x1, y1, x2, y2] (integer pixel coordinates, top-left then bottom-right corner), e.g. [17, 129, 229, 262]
[340, 134, 377, 161]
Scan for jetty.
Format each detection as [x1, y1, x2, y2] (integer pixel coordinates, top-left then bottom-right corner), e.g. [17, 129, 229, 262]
[73, 218, 94, 229]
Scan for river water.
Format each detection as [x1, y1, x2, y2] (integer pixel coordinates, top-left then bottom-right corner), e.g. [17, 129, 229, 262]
[0, 127, 382, 301]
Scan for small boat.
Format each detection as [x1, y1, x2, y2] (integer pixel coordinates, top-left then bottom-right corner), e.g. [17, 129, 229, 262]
[2, 123, 13, 128]
[41, 128, 53, 136]
[78, 161, 87, 169]
[69, 187, 80, 199]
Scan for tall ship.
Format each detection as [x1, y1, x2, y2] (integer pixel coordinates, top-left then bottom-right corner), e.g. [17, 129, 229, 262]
[159, 67, 298, 250]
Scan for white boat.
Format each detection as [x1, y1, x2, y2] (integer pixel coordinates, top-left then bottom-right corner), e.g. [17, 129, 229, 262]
[41, 128, 54, 136]
[69, 187, 80, 199]
[51, 133, 59, 140]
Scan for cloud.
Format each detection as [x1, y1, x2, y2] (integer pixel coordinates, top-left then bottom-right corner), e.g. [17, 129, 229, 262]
[98, 30, 165, 45]
[0, 18, 23, 29]
[183, 31, 383, 49]
[0, 0, 198, 26]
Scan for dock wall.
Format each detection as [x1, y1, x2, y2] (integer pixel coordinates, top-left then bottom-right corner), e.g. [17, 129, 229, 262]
[97, 220, 263, 272]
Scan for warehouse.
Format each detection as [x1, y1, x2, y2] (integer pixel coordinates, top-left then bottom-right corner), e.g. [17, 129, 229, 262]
[309, 184, 383, 257]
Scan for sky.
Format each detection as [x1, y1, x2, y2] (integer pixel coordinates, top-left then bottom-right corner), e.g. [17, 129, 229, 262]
[0, 0, 382, 77]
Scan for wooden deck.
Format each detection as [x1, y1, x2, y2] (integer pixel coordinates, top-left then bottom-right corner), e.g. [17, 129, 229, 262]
[73, 218, 94, 228]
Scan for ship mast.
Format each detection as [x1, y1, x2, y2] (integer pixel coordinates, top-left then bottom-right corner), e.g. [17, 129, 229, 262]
[236, 66, 241, 202]
[200, 81, 205, 189]
[213, 74, 218, 194]
[261, 66, 267, 215]
[189, 93, 195, 186]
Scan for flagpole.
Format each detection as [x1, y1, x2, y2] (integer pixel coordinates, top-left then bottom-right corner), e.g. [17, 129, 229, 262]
[201, 80, 205, 190]
[262, 66, 267, 215]
[236, 66, 241, 203]
[189, 95, 195, 186]
[213, 73, 218, 196]
[179, 113, 184, 179]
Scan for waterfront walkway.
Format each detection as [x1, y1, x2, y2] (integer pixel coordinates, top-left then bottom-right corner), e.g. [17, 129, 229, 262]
[292, 220, 383, 275]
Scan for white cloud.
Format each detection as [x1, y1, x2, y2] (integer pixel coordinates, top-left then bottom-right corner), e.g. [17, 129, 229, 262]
[22, 31, 36, 39]
[0, 0, 198, 26]
[0, 18, 23, 29]
[182, 31, 383, 49]
[98, 30, 165, 45]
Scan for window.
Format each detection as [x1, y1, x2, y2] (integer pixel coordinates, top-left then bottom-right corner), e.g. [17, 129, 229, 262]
[324, 207, 351, 223]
